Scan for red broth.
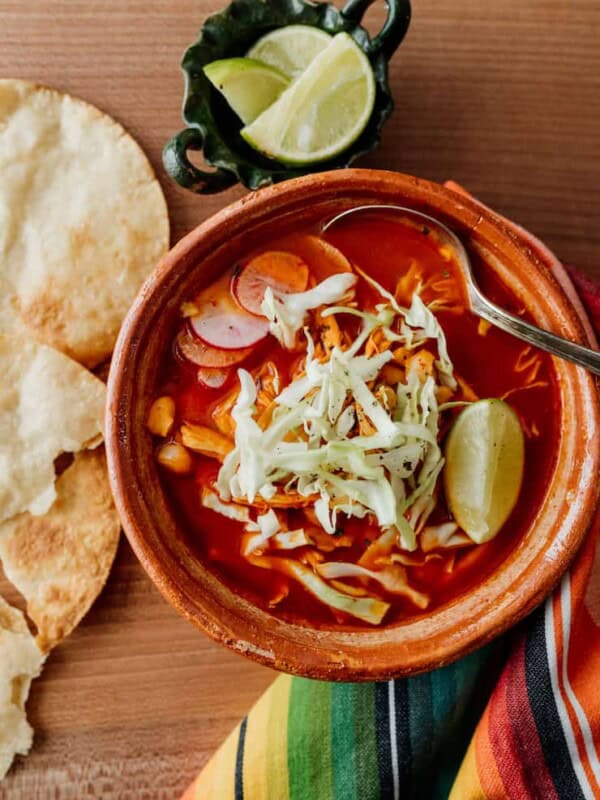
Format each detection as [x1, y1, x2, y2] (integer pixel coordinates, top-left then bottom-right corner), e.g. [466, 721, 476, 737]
[154, 212, 559, 630]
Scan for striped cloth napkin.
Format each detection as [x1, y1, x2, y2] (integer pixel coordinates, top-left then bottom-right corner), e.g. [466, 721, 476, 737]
[182, 186, 600, 800]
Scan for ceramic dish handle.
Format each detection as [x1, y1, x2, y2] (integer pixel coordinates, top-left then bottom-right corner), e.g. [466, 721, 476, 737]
[342, 0, 411, 61]
[163, 128, 238, 195]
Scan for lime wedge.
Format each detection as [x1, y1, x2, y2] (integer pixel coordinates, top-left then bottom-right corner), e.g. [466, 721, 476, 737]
[204, 58, 290, 125]
[241, 33, 376, 166]
[444, 399, 525, 544]
[247, 25, 332, 79]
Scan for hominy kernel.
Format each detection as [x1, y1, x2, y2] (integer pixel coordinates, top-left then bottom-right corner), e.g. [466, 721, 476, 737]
[147, 396, 175, 437]
[156, 442, 192, 474]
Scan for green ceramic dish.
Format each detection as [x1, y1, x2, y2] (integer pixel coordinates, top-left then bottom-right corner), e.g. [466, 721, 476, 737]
[163, 0, 411, 194]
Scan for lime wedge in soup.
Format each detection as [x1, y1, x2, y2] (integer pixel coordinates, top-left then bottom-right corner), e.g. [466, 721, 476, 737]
[241, 32, 376, 165]
[204, 58, 290, 125]
[444, 399, 525, 544]
[247, 25, 332, 79]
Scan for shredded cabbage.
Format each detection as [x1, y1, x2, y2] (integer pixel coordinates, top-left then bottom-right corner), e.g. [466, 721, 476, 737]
[404, 294, 456, 389]
[250, 556, 390, 624]
[316, 561, 429, 609]
[261, 273, 357, 349]
[273, 529, 311, 549]
[244, 528, 310, 554]
[242, 509, 281, 554]
[217, 271, 459, 554]
[200, 489, 251, 522]
[420, 522, 471, 552]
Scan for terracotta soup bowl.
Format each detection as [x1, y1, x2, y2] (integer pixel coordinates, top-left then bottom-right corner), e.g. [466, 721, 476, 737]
[106, 169, 600, 680]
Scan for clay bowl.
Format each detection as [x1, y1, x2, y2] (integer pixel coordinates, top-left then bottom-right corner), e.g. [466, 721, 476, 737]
[106, 169, 600, 681]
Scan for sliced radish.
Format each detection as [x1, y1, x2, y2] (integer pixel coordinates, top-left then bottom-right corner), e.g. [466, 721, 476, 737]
[197, 367, 230, 389]
[190, 307, 268, 349]
[177, 267, 264, 364]
[185, 268, 269, 350]
[176, 328, 252, 368]
[233, 251, 310, 315]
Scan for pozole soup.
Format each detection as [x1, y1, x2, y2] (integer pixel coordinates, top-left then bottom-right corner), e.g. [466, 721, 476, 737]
[146, 211, 558, 629]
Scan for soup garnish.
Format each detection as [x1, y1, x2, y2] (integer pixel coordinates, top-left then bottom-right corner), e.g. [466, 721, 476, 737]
[148, 213, 556, 628]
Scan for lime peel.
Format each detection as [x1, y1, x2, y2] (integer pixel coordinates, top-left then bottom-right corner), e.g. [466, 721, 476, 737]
[444, 399, 525, 544]
[241, 32, 376, 166]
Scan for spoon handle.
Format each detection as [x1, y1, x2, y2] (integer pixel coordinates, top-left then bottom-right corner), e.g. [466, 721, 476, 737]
[470, 289, 600, 376]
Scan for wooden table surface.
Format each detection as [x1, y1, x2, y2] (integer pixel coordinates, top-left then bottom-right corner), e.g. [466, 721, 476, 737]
[1, 0, 599, 797]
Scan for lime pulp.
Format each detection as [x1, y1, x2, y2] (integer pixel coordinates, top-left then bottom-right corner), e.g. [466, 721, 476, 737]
[443, 399, 525, 544]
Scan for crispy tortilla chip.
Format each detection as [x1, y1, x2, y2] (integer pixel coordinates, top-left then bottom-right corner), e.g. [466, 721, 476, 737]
[0, 80, 169, 367]
[0, 449, 120, 652]
[0, 335, 105, 523]
[0, 595, 44, 779]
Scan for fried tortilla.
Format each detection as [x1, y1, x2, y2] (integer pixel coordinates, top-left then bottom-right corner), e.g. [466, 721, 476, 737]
[0, 448, 120, 653]
[0, 595, 44, 779]
[0, 335, 106, 523]
[0, 80, 169, 367]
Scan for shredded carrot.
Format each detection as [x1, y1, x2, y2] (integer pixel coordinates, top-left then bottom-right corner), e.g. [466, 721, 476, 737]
[255, 361, 280, 400]
[387, 551, 443, 567]
[233, 490, 317, 510]
[435, 385, 454, 404]
[519, 417, 542, 439]
[478, 319, 492, 336]
[394, 260, 423, 304]
[283, 427, 308, 443]
[256, 399, 277, 430]
[514, 347, 544, 383]
[306, 526, 353, 551]
[356, 403, 377, 436]
[455, 374, 479, 402]
[359, 528, 397, 569]
[426, 275, 461, 307]
[303, 549, 325, 567]
[391, 346, 409, 364]
[381, 364, 404, 386]
[342, 331, 354, 349]
[501, 381, 548, 402]
[212, 386, 239, 436]
[256, 389, 272, 408]
[406, 349, 435, 378]
[365, 328, 391, 357]
[438, 244, 453, 262]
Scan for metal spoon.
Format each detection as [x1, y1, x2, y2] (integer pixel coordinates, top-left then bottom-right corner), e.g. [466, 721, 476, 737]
[322, 204, 600, 376]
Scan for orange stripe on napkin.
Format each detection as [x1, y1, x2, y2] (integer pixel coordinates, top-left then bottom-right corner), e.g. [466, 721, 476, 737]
[448, 738, 487, 800]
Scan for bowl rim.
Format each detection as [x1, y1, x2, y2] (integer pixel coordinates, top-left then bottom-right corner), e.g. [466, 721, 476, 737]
[106, 168, 600, 680]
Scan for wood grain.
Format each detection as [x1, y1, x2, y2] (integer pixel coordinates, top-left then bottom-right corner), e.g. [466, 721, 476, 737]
[0, 0, 598, 796]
